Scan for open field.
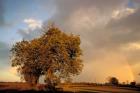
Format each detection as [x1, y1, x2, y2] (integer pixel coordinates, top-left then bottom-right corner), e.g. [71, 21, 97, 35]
[61, 83, 140, 93]
[0, 82, 140, 93]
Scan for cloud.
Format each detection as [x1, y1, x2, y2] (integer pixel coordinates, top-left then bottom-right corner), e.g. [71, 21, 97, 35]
[50, 0, 129, 58]
[105, 7, 140, 50]
[0, 0, 13, 27]
[121, 42, 140, 50]
[24, 18, 42, 30]
[112, 8, 136, 19]
[18, 18, 43, 40]
[0, 0, 5, 27]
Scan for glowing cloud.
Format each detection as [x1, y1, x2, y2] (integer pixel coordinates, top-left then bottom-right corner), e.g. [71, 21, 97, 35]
[24, 18, 42, 30]
[121, 42, 140, 50]
[112, 8, 136, 19]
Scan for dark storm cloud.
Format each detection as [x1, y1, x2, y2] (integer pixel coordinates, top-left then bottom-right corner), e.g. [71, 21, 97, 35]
[106, 8, 140, 48]
[47, 0, 140, 82]
[0, 0, 12, 27]
[54, 0, 126, 13]
[0, 0, 5, 27]
[51, 0, 127, 31]
[49, 0, 129, 61]
[52, 0, 140, 52]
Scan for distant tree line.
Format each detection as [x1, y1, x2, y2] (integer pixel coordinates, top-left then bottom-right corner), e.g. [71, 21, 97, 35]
[106, 76, 136, 87]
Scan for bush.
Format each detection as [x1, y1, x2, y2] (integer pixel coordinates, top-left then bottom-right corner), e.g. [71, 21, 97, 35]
[130, 81, 136, 87]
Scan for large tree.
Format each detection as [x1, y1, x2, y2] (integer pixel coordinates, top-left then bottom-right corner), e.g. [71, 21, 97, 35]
[10, 25, 83, 86]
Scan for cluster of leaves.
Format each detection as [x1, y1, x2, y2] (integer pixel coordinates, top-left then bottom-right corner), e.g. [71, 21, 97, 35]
[10, 25, 83, 85]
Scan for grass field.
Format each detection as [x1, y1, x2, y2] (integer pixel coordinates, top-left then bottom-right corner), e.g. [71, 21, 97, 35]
[61, 83, 140, 93]
[0, 82, 140, 93]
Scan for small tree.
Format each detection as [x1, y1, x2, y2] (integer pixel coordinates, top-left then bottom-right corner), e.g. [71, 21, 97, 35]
[130, 81, 136, 87]
[11, 40, 44, 85]
[108, 77, 119, 85]
[10, 24, 83, 87]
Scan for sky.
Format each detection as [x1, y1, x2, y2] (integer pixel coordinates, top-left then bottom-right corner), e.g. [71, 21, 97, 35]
[0, 0, 140, 83]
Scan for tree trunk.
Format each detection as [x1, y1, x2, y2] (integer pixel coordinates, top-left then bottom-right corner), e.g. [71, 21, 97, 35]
[45, 68, 55, 90]
[31, 75, 39, 86]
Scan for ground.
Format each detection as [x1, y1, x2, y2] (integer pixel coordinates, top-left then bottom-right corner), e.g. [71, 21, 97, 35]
[0, 82, 140, 93]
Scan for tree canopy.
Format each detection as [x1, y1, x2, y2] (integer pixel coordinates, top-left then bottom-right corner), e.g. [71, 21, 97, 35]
[10, 25, 83, 85]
